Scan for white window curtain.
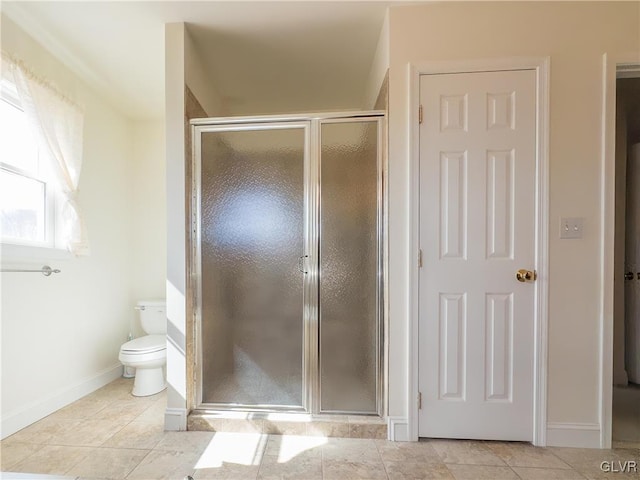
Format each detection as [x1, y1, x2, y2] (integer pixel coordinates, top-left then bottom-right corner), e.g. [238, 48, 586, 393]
[2, 53, 88, 255]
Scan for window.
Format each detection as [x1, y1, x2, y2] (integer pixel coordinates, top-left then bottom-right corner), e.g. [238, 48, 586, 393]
[1, 54, 87, 256]
[0, 78, 57, 247]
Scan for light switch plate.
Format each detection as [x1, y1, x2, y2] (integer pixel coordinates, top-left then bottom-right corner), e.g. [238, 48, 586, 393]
[560, 217, 584, 239]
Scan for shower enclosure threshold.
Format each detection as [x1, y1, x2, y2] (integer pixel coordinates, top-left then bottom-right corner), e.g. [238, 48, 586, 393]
[187, 410, 387, 439]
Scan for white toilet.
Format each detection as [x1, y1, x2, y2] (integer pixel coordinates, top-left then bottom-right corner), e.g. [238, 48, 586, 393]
[119, 300, 167, 396]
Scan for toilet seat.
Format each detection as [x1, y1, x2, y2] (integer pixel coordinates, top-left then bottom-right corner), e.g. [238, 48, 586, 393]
[120, 334, 165, 354]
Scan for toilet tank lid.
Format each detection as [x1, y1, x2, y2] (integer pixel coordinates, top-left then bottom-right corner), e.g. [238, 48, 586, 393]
[136, 299, 166, 308]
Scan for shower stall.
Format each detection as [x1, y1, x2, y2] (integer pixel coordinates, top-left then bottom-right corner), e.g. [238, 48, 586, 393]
[191, 112, 385, 416]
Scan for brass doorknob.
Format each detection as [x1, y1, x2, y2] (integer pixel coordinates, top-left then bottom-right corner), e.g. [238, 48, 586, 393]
[516, 269, 536, 282]
[625, 272, 634, 280]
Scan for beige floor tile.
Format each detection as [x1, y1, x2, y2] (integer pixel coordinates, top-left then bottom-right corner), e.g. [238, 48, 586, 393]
[258, 454, 322, 479]
[485, 442, 572, 469]
[264, 434, 324, 459]
[52, 418, 130, 447]
[263, 420, 307, 436]
[9, 377, 640, 480]
[577, 466, 639, 480]
[154, 430, 216, 454]
[446, 464, 518, 480]
[349, 424, 387, 439]
[101, 421, 166, 449]
[50, 397, 114, 420]
[385, 461, 452, 480]
[10, 445, 92, 475]
[2, 474, 77, 479]
[430, 440, 506, 466]
[513, 467, 587, 479]
[126, 449, 199, 479]
[0, 441, 41, 470]
[375, 439, 441, 463]
[86, 383, 134, 402]
[613, 441, 640, 449]
[550, 446, 637, 468]
[92, 399, 157, 423]
[306, 421, 351, 438]
[134, 398, 167, 425]
[222, 418, 265, 434]
[550, 447, 639, 480]
[6, 416, 80, 445]
[66, 447, 150, 479]
[322, 438, 381, 462]
[193, 463, 260, 480]
[323, 458, 388, 480]
[194, 432, 267, 472]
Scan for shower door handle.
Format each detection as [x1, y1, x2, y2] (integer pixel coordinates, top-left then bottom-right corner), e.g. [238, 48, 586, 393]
[298, 255, 309, 274]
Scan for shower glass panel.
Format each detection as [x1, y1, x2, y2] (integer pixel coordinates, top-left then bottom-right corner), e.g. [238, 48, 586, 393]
[193, 113, 383, 415]
[199, 126, 307, 408]
[319, 120, 380, 414]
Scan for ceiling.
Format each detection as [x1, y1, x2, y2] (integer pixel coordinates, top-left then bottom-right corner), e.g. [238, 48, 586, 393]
[2, 1, 394, 120]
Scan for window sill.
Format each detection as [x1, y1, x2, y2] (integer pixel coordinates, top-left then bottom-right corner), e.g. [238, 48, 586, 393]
[0, 243, 73, 266]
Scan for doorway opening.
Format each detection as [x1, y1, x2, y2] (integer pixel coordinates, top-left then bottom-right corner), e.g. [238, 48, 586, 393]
[612, 72, 640, 448]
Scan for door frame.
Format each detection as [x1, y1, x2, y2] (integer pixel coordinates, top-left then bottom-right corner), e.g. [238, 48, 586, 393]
[600, 53, 640, 449]
[407, 58, 550, 445]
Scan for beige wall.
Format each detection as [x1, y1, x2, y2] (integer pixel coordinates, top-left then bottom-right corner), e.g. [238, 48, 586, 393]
[129, 120, 167, 338]
[386, 1, 639, 436]
[165, 22, 224, 429]
[0, 15, 137, 436]
[364, 10, 389, 110]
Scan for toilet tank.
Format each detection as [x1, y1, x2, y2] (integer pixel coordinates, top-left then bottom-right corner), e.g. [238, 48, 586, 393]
[137, 300, 167, 335]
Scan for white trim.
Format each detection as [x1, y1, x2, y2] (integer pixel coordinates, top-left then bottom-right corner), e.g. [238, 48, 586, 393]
[387, 416, 409, 442]
[165, 407, 188, 431]
[600, 53, 640, 450]
[1, 3, 113, 104]
[407, 57, 550, 445]
[546, 423, 601, 449]
[0, 363, 122, 439]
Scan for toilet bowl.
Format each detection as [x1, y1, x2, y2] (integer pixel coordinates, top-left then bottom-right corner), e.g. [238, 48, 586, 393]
[119, 334, 166, 396]
[120, 300, 167, 397]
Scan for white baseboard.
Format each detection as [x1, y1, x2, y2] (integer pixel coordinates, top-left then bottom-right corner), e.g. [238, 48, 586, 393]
[546, 422, 601, 448]
[165, 407, 187, 431]
[1, 363, 123, 439]
[388, 416, 409, 441]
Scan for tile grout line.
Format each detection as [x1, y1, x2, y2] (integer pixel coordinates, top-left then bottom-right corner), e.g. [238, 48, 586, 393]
[372, 438, 391, 480]
[123, 448, 154, 480]
[544, 446, 585, 472]
[63, 446, 100, 478]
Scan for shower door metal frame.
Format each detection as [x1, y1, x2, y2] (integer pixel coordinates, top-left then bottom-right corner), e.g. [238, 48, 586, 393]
[190, 111, 385, 417]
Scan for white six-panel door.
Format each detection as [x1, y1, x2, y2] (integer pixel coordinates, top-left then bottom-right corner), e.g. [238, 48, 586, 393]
[418, 70, 537, 440]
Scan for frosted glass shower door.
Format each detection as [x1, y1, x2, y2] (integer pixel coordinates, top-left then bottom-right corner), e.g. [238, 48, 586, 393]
[197, 124, 309, 409]
[319, 119, 381, 414]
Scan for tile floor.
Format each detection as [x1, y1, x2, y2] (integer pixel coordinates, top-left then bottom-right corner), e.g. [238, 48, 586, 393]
[1, 378, 638, 480]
